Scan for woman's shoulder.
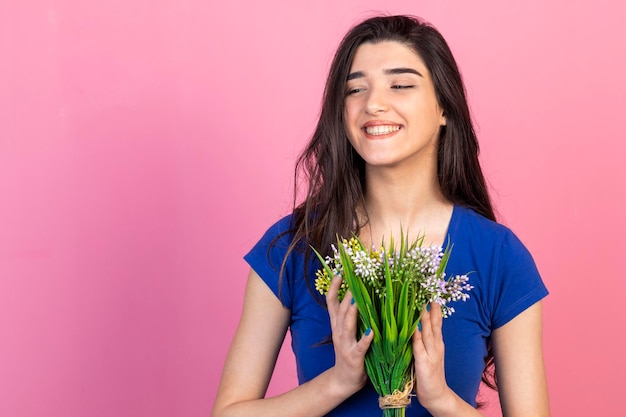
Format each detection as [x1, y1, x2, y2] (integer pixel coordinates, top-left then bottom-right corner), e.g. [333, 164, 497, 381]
[455, 205, 505, 232]
[453, 206, 547, 328]
[453, 205, 529, 253]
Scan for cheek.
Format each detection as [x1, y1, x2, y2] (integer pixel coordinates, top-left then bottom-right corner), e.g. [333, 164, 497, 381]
[343, 104, 354, 122]
[344, 126, 357, 147]
[343, 107, 359, 134]
[342, 119, 359, 149]
[344, 98, 362, 120]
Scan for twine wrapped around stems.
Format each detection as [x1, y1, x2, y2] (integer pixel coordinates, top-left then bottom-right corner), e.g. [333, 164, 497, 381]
[378, 379, 414, 409]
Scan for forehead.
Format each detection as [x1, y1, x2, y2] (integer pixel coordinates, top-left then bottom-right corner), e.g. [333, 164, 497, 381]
[349, 40, 428, 74]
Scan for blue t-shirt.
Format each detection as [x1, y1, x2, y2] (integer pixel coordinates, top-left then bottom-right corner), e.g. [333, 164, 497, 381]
[244, 205, 548, 416]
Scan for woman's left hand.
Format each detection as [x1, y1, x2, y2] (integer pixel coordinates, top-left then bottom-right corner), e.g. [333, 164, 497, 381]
[412, 302, 453, 411]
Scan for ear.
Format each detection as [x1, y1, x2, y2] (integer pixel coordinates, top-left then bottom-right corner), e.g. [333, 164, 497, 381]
[440, 110, 447, 126]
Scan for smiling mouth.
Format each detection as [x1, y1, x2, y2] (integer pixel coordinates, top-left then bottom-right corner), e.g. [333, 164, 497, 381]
[364, 125, 401, 135]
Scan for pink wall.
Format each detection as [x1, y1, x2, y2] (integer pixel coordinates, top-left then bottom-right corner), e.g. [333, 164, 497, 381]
[1, 1, 624, 416]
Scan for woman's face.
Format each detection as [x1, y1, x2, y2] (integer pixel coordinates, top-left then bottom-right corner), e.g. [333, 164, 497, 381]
[344, 41, 446, 171]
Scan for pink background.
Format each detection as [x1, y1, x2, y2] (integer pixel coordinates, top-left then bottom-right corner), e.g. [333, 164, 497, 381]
[1, 1, 624, 416]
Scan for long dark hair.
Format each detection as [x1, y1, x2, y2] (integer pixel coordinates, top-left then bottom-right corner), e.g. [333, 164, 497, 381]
[278, 15, 497, 389]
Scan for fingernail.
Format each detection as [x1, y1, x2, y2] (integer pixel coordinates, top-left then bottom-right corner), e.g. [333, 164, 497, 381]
[417, 322, 422, 332]
[426, 303, 431, 312]
[365, 328, 371, 336]
[350, 297, 355, 305]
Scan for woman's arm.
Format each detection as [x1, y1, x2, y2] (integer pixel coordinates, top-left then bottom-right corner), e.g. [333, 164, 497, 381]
[412, 301, 549, 417]
[212, 271, 373, 417]
[492, 301, 550, 417]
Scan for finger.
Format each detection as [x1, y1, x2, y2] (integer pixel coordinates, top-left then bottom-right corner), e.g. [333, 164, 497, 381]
[420, 304, 446, 364]
[429, 302, 443, 340]
[334, 289, 356, 338]
[355, 327, 374, 356]
[412, 322, 427, 358]
[342, 289, 358, 329]
[420, 305, 436, 354]
[326, 275, 343, 317]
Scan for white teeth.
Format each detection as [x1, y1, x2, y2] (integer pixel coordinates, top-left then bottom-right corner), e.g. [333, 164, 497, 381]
[365, 125, 401, 135]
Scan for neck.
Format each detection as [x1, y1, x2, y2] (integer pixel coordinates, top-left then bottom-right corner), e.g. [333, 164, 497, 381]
[360, 163, 453, 247]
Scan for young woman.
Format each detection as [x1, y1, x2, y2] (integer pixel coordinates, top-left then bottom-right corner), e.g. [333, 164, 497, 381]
[212, 15, 549, 417]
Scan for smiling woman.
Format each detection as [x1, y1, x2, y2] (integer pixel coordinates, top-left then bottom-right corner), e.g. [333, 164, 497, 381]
[344, 41, 446, 177]
[212, 15, 549, 417]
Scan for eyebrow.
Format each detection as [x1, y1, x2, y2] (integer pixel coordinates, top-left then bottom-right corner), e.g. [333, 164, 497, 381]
[347, 67, 424, 81]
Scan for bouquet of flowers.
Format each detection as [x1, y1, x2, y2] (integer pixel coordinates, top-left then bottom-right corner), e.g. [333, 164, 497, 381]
[313, 233, 472, 417]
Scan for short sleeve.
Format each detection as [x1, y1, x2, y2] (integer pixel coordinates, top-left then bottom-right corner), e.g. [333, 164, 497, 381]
[244, 216, 294, 309]
[489, 230, 549, 329]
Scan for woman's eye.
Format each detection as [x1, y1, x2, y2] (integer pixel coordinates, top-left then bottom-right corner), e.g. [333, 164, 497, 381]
[346, 87, 364, 95]
[391, 85, 415, 90]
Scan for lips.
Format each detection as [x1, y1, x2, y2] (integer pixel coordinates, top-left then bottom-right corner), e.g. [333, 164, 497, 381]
[362, 121, 402, 137]
[364, 125, 401, 135]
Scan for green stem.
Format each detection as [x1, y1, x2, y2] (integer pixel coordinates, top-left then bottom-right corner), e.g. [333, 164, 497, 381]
[382, 407, 406, 417]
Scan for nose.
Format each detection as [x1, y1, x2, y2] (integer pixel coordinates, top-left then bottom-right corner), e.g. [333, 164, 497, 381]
[365, 87, 388, 115]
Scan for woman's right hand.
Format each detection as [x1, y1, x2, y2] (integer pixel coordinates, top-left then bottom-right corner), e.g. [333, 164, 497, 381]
[213, 271, 374, 417]
[325, 276, 374, 397]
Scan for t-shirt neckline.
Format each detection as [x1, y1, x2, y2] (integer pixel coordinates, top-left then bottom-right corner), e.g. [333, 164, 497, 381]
[443, 205, 461, 249]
